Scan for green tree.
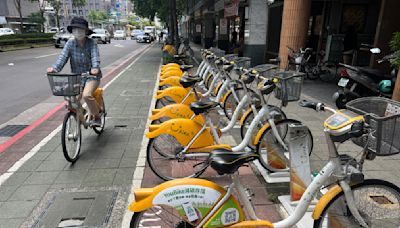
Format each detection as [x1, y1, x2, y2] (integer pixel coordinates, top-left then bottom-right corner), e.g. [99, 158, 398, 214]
[27, 12, 45, 32]
[72, 0, 86, 8]
[47, 0, 61, 30]
[88, 11, 109, 26]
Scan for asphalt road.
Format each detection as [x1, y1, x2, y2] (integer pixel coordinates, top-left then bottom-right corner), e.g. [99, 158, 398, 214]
[0, 39, 149, 125]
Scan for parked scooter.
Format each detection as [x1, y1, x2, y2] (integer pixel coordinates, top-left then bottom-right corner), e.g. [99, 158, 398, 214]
[333, 48, 398, 109]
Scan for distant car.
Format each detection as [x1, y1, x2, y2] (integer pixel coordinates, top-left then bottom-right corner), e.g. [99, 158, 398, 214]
[114, 30, 126, 40]
[130, 29, 143, 40]
[48, 27, 59, 33]
[0, 28, 14, 36]
[90, 28, 111, 44]
[136, 32, 151, 43]
[53, 31, 73, 48]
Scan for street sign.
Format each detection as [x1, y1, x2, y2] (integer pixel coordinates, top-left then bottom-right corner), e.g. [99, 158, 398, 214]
[116, 3, 120, 8]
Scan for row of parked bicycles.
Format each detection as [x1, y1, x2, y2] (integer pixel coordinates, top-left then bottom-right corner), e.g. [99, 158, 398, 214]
[126, 48, 400, 227]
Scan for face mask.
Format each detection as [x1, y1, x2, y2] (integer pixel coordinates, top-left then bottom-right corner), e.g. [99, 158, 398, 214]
[72, 28, 86, 40]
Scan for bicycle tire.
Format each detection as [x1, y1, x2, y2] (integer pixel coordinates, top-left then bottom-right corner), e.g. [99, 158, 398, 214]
[204, 73, 214, 90]
[93, 100, 106, 135]
[155, 97, 175, 109]
[130, 206, 194, 228]
[61, 112, 81, 163]
[147, 135, 208, 181]
[313, 179, 400, 228]
[240, 105, 287, 150]
[223, 88, 253, 120]
[255, 119, 313, 172]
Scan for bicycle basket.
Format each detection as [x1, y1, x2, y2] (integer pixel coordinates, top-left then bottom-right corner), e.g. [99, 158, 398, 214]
[346, 97, 400, 156]
[47, 73, 81, 96]
[273, 71, 304, 103]
[210, 47, 225, 57]
[252, 64, 279, 78]
[232, 57, 251, 69]
[223, 54, 239, 61]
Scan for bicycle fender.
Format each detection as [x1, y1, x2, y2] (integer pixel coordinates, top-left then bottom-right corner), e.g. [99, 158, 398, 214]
[149, 104, 205, 125]
[253, 119, 301, 145]
[161, 63, 180, 69]
[221, 90, 232, 103]
[214, 81, 223, 96]
[155, 87, 196, 105]
[239, 108, 253, 126]
[161, 65, 180, 73]
[128, 178, 226, 212]
[160, 70, 183, 79]
[312, 185, 342, 220]
[159, 76, 182, 87]
[146, 119, 214, 148]
[129, 178, 245, 227]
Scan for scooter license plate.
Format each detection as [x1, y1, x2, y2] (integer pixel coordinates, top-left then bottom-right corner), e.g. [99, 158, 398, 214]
[338, 78, 349, 87]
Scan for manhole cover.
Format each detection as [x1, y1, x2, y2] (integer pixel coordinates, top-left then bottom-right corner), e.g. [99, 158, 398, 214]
[0, 125, 28, 137]
[32, 191, 118, 228]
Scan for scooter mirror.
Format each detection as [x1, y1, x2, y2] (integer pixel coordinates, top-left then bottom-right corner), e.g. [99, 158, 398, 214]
[370, 48, 381, 54]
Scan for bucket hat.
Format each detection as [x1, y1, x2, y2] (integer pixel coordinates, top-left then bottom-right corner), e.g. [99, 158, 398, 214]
[67, 17, 93, 35]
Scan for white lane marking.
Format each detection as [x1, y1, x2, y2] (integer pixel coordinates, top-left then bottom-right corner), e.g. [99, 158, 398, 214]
[34, 53, 58, 59]
[114, 44, 124, 48]
[8, 63, 14, 66]
[0, 44, 154, 187]
[120, 58, 162, 228]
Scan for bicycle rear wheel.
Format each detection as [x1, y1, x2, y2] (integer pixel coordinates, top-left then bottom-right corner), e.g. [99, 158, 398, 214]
[147, 135, 208, 181]
[314, 179, 400, 228]
[93, 100, 106, 135]
[223, 88, 254, 120]
[255, 119, 313, 172]
[62, 112, 81, 163]
[130, 206, 193, 228]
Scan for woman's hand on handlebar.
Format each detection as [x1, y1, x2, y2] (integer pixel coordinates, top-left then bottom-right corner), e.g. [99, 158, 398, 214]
[90, 68, 99, 75]
[47, 67, 55, 73]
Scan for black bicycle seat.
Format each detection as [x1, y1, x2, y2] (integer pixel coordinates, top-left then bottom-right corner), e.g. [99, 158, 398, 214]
[189, 101, 219, 115]
[179, 76, 202, 88]
[180, 65, 194, 71]
[209, 149, 258, 175]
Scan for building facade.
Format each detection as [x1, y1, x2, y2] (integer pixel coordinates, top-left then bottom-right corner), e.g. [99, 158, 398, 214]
[0, 0, 41, 32]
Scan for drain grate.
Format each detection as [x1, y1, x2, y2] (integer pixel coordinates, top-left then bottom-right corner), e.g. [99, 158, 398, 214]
[0, 125, 28, 137]
[32, 191, 118, 228]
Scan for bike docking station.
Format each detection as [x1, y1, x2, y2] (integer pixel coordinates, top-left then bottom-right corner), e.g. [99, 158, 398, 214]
[278, 123, 316, 228]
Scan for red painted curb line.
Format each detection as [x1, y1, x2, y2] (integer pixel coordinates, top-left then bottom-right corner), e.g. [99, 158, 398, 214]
[0, 44, 154, 153]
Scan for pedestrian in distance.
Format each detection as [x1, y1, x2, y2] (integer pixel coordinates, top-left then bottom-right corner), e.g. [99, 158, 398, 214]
[47, 17, 103, 126]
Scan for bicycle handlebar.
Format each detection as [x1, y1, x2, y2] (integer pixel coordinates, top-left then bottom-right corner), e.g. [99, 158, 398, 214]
[298, 100, 336, 114]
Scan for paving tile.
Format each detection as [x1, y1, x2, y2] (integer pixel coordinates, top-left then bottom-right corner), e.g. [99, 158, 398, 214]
[54, 170, 88, 184]
[1, 172, 31, 186]
[15, 160, 42, 172]
[92, 158, 121, 169]
[81, 169, 117, 187]
[36, 160, 67, 171]
[0, 200, 38, 218]
[113, 168, 135, 186]
[23, 171, 59, 185]
[0, 185, 18, 201]
[119, 157, 138, 168]
[0, 218, 24, 228]
[9, 184, 49, 201]
[29, 151, 51, 160]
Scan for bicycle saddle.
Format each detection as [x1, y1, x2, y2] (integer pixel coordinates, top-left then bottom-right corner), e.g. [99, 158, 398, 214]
[209, 149, 258, 175]
[180, 65, 194, 71]
[189, 101, 219, 115]
[179, 76, 202, 88]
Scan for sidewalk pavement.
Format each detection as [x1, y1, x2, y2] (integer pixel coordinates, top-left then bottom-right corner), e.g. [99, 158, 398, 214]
[0, 44, 160, 228]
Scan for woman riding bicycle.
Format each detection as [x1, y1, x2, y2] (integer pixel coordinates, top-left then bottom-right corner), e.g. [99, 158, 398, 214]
[47, 17, 102, 126]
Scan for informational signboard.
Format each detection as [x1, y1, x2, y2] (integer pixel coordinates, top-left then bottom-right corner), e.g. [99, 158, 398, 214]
[219, 18, 227, 35]
[196, 24, 201, 33]
[288, 123, 312, 201]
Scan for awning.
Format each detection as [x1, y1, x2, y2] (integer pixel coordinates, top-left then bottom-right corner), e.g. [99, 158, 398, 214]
[0, 16, 7, 25]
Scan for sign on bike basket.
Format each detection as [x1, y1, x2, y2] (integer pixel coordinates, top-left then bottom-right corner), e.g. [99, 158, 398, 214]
[338, 78, 349, 87]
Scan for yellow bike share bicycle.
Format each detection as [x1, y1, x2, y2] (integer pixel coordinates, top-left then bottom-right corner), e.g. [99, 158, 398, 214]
[47, 72, 106, 163]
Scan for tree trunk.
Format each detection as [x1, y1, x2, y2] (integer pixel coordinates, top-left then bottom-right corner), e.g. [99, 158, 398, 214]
[169, 0, 175, 45]
[14, 0, 23, 33]
[392, 69, 400, 101]
[172, 0, 179, 46]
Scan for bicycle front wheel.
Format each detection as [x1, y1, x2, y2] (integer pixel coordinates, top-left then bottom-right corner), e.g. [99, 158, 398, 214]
[255, 119, 313, 172]
[62, 112, 81, 163]
[314, 179, 400, 228]
[147, 135, 208, 181]
[130, 206, 193, 228]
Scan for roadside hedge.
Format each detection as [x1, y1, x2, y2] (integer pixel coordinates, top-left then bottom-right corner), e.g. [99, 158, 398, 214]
[0, 33, 54, 47]
[0, 33, 54, 41]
